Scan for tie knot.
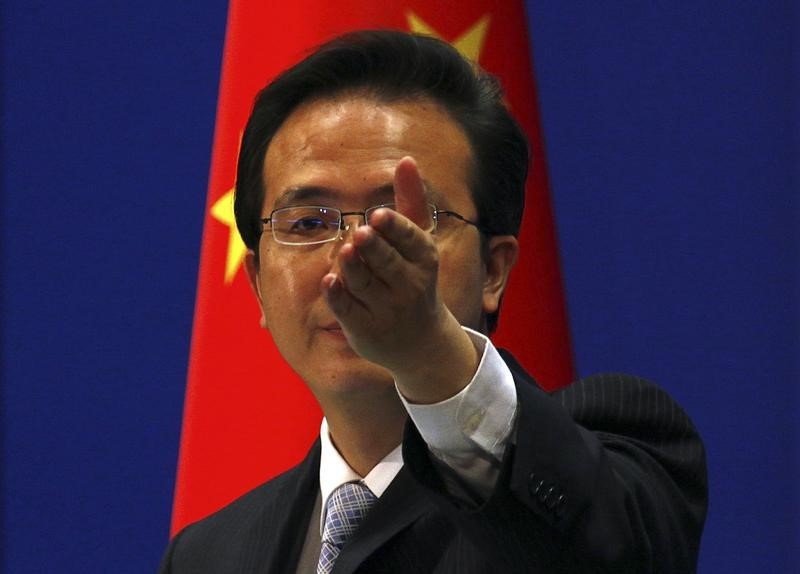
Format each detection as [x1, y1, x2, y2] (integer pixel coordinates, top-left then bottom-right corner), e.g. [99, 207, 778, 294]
[322, 482, 377, 548]
[318, 482, 377, 573]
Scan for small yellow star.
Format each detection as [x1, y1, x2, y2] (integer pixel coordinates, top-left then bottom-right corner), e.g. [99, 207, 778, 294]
[407, 12, 491, 63]
[210, 188, 247, 284]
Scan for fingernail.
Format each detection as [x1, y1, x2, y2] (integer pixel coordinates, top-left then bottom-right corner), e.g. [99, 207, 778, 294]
[323, 273, 338, 291]
[373, 208, 392, 229]
[355, 226, 372, 244]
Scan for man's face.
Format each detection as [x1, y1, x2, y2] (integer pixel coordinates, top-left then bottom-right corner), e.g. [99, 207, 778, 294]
[246, 95, 491, 402]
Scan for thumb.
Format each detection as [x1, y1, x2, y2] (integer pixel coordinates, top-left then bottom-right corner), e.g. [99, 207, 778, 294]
[393, 156, 431, 229]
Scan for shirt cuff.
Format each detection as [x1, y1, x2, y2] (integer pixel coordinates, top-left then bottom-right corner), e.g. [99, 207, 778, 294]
[398, 327, 518, 462]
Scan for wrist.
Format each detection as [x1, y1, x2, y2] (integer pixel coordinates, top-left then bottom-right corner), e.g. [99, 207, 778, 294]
[392, 310, 480, 404]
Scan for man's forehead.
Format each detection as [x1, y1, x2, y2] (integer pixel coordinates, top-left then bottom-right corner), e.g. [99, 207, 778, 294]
[261, 93, 472, 214]
[266, 93, 467, 158]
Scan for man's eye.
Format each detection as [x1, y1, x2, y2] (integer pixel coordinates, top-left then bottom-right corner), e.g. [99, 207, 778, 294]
[289, 217, 329, 234]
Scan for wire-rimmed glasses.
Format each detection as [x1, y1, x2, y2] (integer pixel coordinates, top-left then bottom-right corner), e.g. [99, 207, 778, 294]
[260, 203, 481, 246]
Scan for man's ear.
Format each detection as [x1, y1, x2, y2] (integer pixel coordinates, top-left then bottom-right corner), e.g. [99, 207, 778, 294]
[482, 235, 519, 315]
[244, 250, 268, 330]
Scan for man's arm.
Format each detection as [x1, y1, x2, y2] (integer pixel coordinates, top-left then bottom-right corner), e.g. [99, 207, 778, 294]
[321, 155, 707, 571]
[402, 363, 708, 573]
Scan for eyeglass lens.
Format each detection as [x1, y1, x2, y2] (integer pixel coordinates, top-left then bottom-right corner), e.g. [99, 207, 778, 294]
[270, 204, 436, 245]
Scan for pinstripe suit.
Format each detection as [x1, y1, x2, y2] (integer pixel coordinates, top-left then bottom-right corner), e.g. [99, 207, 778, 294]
[159, 351, 707, 573]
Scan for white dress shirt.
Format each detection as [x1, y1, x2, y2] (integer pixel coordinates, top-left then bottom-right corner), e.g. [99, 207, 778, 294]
[318, 327, 518, 534]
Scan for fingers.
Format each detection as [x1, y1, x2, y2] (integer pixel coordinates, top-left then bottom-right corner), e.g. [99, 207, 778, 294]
[368, 206, 437, 264]
[338, 238, 390, 297]
[393, 156, 431, 230]
[322, 156, 438, 332]
[321, 271, 365, 327]
[323, 223, 432, 313]
[337, 227, 408, 295]
[321, 238, 394, 329]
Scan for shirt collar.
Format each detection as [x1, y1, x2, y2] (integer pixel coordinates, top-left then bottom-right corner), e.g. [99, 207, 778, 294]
[318, 417, 404, 535]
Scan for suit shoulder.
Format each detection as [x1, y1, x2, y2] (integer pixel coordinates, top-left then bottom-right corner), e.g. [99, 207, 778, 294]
[196, 470, 293, 527]
[551, 373, 699, 431]
[164, 444, 320, 570]
[177, 464, 301, 543]
[549, 373, 706, 477]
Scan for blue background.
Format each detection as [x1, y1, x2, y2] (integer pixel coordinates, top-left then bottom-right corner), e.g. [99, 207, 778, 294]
[2, 1, 796, 571]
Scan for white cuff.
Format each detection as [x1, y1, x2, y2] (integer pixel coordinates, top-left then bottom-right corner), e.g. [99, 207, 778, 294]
[399, 327, 517, 462]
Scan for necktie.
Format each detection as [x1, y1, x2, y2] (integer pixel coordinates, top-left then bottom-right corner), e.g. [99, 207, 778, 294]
[317, 482, 377, 574]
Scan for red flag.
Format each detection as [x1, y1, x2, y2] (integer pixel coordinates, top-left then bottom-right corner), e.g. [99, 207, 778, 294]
[171, 0, 573, 535]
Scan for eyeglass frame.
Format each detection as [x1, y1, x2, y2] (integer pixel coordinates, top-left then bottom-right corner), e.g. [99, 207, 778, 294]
[259, 202, 486, 246]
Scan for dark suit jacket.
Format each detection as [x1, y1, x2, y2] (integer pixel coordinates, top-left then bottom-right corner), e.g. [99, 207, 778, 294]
[159, 352, 707, 573]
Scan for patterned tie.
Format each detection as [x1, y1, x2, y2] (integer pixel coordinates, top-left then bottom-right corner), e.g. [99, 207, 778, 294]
[317, 482, 377, 574]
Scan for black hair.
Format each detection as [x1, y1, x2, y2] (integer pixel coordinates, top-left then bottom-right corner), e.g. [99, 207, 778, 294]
[234, 29, 529, 332]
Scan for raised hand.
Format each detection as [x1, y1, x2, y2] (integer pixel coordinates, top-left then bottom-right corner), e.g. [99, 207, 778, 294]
[321, 156, 478, 403]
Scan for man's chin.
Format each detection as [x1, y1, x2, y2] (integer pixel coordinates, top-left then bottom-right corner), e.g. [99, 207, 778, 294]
[307, 356, 396, 399]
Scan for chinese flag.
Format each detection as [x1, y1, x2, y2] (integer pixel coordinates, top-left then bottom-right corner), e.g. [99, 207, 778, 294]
[171, 0, 573, 534]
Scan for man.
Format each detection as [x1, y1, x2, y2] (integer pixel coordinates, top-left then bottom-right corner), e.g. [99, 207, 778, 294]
[160, 30, 707, 573]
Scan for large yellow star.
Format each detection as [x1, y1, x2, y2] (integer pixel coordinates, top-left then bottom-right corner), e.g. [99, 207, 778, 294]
[407, 12, 491, 63]
[210, 188, 247, 284]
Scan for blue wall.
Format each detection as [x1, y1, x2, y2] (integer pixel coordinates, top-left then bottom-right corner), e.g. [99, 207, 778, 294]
[2, 1, 796, 571]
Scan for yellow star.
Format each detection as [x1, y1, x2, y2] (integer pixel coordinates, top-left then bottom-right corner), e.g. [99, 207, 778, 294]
[210, 188, 247, 284]
[407, 12, 491, 63]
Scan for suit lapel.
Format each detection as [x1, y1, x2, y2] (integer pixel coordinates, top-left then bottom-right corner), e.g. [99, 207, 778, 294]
[263, 439, 321, 574]
[331, 467, 429, 573]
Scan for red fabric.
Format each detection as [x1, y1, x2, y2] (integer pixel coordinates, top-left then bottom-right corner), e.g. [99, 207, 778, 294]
[171, 0, 573, 535]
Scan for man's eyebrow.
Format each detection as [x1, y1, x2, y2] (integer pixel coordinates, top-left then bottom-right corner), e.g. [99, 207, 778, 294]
[272, 181, 442, 208]
[273, 186, 337, 208]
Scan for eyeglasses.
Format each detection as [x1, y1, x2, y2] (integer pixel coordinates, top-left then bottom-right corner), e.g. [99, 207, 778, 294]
[260, 203, 482, 246]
